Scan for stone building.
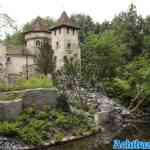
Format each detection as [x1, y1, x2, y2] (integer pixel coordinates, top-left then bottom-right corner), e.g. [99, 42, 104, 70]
[0, 11, 80, 80]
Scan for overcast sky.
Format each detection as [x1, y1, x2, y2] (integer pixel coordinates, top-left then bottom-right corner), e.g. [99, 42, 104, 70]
[0, 0, 150, 27]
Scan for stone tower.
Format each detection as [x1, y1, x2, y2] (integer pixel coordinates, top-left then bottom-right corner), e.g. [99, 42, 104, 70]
[24, 17, 51, 55]
[50, 11, 80, 70]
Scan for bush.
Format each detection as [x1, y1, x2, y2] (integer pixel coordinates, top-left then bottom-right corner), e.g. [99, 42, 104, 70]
[15, 75, 53, 90]
[0, 106, 95, 145]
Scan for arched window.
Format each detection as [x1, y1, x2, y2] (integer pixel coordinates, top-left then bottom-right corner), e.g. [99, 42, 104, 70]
[7, 57, 11, 62]
[24, 41, 27, 47]
[36, 40, 41, 47]
[0, 63, 3, 71]
[56, 41, 59, 48]
[67, 43, 71, 49]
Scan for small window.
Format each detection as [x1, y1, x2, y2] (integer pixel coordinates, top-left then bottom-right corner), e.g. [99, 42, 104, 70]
[59, 29, 61, 34]
[0, 63, 3, 71]
[67, 43, 71, 49]
[36, 40, 41, 47]
[67, 28, 70, 34]
[56, 41, 59, 48]
[24, 41, 27, 47]
[7, 57, 11, 62]
[54, 30, 56, 35]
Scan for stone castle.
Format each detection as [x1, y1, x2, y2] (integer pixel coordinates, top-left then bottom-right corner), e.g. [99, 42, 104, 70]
[0, 11, 80, 81]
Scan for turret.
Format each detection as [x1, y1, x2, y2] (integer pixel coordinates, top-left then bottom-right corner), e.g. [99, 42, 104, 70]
[50, 11, 80, 69]
[24, 17, 51, 55]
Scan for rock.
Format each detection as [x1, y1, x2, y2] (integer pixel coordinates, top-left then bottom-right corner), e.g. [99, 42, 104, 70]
[94, 111, 110, 129]
[22, 89, 58, 109]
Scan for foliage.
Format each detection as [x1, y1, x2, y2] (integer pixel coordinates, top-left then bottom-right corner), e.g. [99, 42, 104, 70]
[0, 75, 53, 92]
[81, 31, 122, 82]
[105, 55, 150, 111]
[112, 4, 144, 60]
[0, 106, 95, 145]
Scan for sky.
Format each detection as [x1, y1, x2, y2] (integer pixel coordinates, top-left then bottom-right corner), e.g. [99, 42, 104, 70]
[0, 0, 150, 28]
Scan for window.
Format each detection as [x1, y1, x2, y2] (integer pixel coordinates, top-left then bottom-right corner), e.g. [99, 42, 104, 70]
[56, 41, 59, 48]
[67, 43, 71, 49]
[7, 57, 11, 63]
[36, 40, 41, 47]
[24, 41, 27, 47]
[67, 28, 70, 34]
[54, 30, 56, 35]
[0, 63, 3, 71]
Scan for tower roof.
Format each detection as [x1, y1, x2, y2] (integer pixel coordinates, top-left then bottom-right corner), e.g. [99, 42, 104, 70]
[57, 11, 72, 26]
[50, 11, 79, 31]
[24, 17, 48, 34]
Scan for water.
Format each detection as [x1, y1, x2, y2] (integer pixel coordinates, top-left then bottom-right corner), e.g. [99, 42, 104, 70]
[44, 122, 150, 150]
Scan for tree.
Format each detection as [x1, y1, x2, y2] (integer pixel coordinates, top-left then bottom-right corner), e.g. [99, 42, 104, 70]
[36, 39, 56, 75]
[0, 13, 17, 38]
[70, 14, 95, 43]
[112, 4, 144, 60]
[81, 31, 122, 82]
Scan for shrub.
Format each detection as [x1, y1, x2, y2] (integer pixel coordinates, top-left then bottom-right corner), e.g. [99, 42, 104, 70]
[15, 75, 53, 90]
[0, 122, 19, 137]
[0, 106, 95, 145]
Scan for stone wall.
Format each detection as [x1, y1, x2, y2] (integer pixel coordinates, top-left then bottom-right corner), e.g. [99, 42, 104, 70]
[0, 99, 22, 121]
[0, 88, 58, 121]
[23, 89, 58, 109]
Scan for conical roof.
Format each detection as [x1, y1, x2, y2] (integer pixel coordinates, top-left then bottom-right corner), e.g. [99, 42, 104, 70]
[57, 11, 72, 26]
[31, 17, 48, 31]
[50, 11, 79, 31]
[24, 17, 48, 34]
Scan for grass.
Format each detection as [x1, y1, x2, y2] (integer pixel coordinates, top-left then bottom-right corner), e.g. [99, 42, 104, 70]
[0, 75, 54, 92]
[0, 106, 96, 145]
